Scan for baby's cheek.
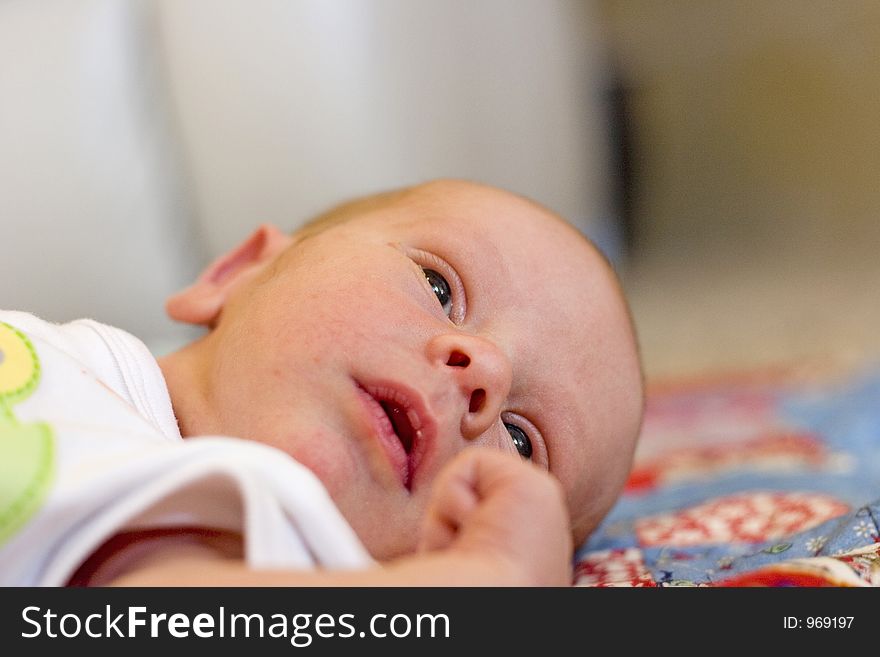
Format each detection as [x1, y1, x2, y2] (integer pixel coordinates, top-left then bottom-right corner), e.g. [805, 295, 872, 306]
[279, 429, 357, 496]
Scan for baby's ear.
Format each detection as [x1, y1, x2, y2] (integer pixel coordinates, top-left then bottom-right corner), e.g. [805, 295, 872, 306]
[166, 224, 291, 327]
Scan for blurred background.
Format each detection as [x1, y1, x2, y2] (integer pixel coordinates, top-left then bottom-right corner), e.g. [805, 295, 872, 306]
[1, 0, 878, 380]
[604, 0, 880, 379]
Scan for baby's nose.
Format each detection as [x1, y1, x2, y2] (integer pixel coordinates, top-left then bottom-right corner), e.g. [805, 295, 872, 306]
[426, 332, 512, 440]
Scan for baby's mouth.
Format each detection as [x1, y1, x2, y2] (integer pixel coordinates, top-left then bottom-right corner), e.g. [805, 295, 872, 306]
[380, 400, 416, 457]
[356, 382, 429, 491]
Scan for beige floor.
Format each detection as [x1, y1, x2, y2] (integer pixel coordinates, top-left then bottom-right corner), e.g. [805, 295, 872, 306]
[622, 249, 880, 382]
[599, 2, 880, 382]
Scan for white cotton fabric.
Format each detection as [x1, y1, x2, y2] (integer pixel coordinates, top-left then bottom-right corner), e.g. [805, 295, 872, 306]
[0, 310, 371, 586]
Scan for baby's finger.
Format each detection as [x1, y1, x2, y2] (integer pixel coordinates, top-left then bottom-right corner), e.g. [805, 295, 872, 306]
[418, 451, 481, 552]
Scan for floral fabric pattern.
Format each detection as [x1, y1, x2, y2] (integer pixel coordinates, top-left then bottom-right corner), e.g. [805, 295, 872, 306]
[576, 363, 880, 587]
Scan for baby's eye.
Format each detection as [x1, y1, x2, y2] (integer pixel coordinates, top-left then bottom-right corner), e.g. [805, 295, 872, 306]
[423, 268, 452, 316]
[504, 422, 533, 460]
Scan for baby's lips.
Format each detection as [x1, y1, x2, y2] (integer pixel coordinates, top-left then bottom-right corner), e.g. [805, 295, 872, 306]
[355, 383, 410, 488]
[356, 379, 438, 493]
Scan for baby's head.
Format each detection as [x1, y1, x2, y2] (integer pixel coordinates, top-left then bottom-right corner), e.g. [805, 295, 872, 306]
[159, 180, 644, 558]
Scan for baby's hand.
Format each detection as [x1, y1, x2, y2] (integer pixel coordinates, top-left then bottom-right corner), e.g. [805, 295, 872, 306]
[419, 447, 573, 586]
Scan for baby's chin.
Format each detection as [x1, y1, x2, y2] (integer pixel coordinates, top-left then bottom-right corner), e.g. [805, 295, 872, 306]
[343, 508, 423, 562]
[362, 528, 420, 562]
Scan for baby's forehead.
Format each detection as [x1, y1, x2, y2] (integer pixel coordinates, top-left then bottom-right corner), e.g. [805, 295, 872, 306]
[378, 190, 598, 262]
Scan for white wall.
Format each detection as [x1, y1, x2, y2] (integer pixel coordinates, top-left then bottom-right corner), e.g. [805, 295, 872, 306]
[0, 0, 202, 349]
[155, 0, 616, 257]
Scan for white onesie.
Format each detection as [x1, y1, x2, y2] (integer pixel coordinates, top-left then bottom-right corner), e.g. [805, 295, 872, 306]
[0, 310, 371, 585]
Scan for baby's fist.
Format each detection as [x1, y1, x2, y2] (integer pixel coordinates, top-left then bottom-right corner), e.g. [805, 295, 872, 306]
[420, 447, 573, 586]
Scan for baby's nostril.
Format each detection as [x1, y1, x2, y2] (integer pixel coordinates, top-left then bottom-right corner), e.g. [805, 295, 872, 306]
[447, 350, 470, 368]
[469, 388, 486, 413]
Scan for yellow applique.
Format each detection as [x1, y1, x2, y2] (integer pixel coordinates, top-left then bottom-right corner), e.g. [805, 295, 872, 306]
[0, 322, 55, 545]
[0, 322, 40, 413]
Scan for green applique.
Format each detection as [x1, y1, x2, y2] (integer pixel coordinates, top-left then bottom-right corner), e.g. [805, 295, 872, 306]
[0, 322, 55, 545]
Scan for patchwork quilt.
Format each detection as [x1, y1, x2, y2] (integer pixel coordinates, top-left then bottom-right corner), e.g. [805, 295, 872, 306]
[575, 361, 880, 586]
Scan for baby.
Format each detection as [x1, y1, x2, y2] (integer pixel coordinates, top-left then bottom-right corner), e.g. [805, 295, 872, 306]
[0, 179, 643, 586]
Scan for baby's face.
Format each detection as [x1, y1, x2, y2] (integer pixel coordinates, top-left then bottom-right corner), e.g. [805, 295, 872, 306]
[190, 181, 643, 557]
